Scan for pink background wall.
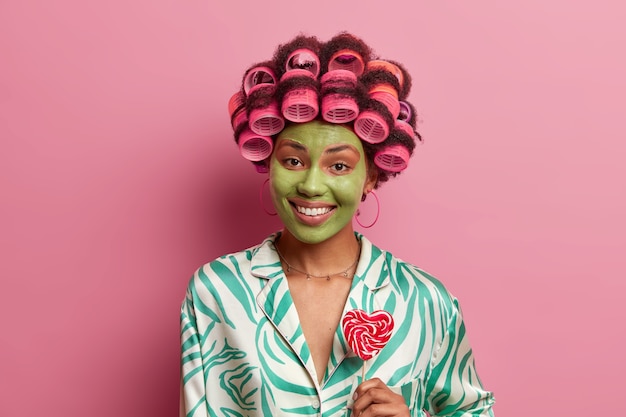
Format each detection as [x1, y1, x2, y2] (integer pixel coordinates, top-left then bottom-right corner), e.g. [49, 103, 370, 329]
[1, 0, 625, 415]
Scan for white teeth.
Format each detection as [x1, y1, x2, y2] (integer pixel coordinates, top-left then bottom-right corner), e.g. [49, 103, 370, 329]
[296, 205, 331, 216]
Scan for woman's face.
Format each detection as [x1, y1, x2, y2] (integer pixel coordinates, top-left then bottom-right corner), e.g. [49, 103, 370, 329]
[269, 121, 375, 244]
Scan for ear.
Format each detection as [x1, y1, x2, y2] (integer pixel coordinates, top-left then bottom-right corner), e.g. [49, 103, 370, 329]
[362, 165, 378, 196]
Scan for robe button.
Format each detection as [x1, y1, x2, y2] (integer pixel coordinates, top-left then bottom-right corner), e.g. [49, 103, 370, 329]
[311, 400, 320, 409]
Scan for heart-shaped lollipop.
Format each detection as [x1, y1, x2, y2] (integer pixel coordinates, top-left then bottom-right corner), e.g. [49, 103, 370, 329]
[342, 309, 394, 360]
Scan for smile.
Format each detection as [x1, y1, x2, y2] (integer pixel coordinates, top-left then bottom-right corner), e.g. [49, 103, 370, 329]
[295, 205, 333, 217]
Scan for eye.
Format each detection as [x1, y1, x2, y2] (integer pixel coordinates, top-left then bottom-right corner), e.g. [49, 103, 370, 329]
[331, 162, 351, 173]
[284, 158, 303, 168]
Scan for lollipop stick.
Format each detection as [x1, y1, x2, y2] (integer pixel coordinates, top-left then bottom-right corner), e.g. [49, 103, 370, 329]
[361, 360, 367, 382]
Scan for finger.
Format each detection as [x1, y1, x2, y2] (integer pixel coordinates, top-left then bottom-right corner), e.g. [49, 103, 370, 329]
[354, 377, 385, 398]
[352, 386, 409, 417]
[357, 402, 408, 417]
[352, 378, 383, 414]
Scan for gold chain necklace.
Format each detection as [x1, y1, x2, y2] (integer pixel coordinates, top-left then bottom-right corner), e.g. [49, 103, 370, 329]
[274, 244, 360, 281]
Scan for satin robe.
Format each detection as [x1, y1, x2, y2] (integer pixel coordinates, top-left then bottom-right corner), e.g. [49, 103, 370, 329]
[180, 233, 494, 416]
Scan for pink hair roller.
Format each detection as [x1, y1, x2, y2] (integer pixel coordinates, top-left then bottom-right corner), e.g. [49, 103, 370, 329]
[228, 91, 248, 130]
[374, 145, 410, 172]
[369, 84, 400, 120]
[243, 66, 285, 135]
[320, 70, 359, 123]
[249, 100, 285, 136]
[237, 128, 273, 162]
[228, 91, 245, 115]
[354, 111, 389, 144]
[231, 107, 248, 131]
[328, 49, 365, 76]
[367, 60, 404, 90]
[286, 49, 320, 78]
[243, 66, 277, 95]
[394, 119, 415, 138]
[280, 70, 319, 123]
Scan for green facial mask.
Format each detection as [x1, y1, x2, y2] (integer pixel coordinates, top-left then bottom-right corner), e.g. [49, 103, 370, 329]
[269, 121, 370, 244]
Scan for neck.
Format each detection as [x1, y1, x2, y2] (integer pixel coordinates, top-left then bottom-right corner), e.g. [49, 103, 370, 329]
[275, 227, 360, 277]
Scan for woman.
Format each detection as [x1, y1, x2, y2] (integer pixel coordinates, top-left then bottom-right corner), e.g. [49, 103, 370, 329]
[180, 33, 494, 416]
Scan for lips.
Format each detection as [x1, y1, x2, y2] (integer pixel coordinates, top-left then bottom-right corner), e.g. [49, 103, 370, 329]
[289, 200, 336, 225]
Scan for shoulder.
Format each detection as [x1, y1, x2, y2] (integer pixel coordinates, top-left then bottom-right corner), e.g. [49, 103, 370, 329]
[186, 233, 278, 292]
[197, 246, 254, 279]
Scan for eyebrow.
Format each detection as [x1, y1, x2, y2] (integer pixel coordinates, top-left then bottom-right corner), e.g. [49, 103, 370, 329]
[279, 141, 357, 155]
[281, 141, 307, 152]
[324, 144, 357, 155]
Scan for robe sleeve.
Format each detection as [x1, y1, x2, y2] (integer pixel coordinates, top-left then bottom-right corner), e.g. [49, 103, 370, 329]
[180, 285, 209, 417]
[424, 297, 495, 416]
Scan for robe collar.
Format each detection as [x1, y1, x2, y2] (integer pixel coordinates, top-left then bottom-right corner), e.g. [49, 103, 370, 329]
[251, 232, 392, 388]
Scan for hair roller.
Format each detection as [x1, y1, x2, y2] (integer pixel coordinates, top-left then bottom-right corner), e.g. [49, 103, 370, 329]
[395, 101, 417, 141]
[285, 49, 320, 78]
[385, 123, 417, 154]
[320, 33, 372, 77]
[361, 68, 402, 119]
[385, 59, 413, 100]
[228, 90, 245, 116]
[366, 60, 414, 100]
[320, 70, 360, 123]
[278, 70, 319, 123]
[394, 118, 415, 139]
[369, 84, 400, 119]
[398, 101, 412, 124]
[371, 124, 417, 173]
[273, 35, 322, 80]
[270, 37, 322, 122]
[237, 128, 274, 162]
[328, 50, 365, 76]
[247, 88, 284, 136]
[354, 111, 389, 143]
[354, 98, 394, 144]
[228, 91, 248, 131]
[242, 64, 285, 135]
[243, 65, 277, 95]
[367, 60, 404, 88]
[398, 100, 422, 142]
[374, 144, 410, 172]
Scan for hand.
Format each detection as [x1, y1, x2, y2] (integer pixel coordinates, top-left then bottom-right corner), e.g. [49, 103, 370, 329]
[351, 378, 410, 417]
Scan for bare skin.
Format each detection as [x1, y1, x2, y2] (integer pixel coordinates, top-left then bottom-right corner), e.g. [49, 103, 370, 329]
[287, 268, 353, 383]
[275, 227, 359, 384]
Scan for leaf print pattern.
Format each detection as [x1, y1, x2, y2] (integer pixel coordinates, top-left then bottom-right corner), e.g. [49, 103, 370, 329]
[180, 233, 495, 416]
[220, 363, 258, 410]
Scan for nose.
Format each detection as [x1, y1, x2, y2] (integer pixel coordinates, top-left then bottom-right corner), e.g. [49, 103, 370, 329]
[296, 166, 327, 197]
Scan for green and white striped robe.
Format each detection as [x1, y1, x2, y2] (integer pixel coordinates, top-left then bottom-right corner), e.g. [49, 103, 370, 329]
[181, 233, 494, 416]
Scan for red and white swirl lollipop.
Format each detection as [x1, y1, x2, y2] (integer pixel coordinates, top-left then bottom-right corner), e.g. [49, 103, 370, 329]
[342, 309, 394, 360]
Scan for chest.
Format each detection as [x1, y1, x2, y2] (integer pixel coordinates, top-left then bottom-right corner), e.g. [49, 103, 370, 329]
[287, 277, 353, 383]
[197, 272, 439, 415]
